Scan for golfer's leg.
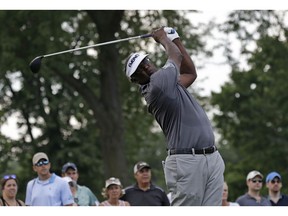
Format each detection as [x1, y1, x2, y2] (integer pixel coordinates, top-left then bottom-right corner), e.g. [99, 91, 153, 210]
[202, 152, 225, 206]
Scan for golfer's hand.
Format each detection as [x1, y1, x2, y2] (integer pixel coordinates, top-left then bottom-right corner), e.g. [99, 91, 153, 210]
[152, 27, 167, 43]
[164, 27, 179, 41]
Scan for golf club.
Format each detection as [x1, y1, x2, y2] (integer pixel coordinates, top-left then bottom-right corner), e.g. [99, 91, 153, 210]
[29, 33, 152, 74]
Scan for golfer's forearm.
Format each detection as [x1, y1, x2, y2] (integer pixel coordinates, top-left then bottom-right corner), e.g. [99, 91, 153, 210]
[160, 37, 183, 67]
[173, 39, 197, 80]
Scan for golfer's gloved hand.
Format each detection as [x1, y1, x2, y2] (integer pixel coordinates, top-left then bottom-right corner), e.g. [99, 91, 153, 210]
[164, 27, 179, 41]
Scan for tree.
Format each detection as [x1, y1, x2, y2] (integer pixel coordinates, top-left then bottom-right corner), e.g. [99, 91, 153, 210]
[211, 10, 288, 200]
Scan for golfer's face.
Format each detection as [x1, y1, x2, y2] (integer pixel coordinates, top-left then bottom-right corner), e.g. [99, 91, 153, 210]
[131, 58, 153, 84]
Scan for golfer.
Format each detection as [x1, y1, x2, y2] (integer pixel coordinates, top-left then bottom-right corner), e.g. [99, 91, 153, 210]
[124, 27, 225, 206]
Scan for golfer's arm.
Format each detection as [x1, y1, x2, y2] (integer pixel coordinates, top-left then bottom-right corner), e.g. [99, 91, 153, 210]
[173, 38, 197, 88]
[160, 37, 183, 69]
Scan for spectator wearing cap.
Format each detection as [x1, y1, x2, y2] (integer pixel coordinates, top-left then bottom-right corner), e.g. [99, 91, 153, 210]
[25, 152, 74, 206]
[121, 161, 170, 206]
[0, 174, 25, 206]
[62, 176, 78, 206]
[61, 162, 99, 206]
[99, 177, 130, 206]
[266, 171, 288, 206]
[236, 170, 271, 206]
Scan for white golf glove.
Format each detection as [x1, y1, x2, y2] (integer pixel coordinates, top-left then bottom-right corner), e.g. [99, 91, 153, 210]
[164, 27, 179, 41]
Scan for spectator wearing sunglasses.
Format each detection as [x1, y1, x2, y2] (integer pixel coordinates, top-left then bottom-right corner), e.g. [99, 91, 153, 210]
[266, 171, 288, 206]
[236, 170, 271, 206]
[0, 174, 25, 206]
[25, 152, 74, 206]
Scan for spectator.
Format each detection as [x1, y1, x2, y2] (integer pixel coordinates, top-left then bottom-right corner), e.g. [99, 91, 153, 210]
[222, 181, 239, 206]
[99, 177, 130, 206]
[266, 171, 288, 206]
[61, 162, 99, 206]
[122, 161, 170, 206]
[236, 170, 271, 206]
[62, 176, 78, 206]
[0, 174, 25, 206]
[25, 152, 74, 206]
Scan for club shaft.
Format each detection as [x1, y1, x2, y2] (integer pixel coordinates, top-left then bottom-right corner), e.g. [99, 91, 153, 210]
[43, 34, 152, 58]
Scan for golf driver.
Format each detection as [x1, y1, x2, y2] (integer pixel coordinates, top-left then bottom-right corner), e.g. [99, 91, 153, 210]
[29, 33, 152, 73]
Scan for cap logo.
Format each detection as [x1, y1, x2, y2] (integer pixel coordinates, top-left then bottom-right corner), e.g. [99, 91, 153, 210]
[128, 54, 139, 68]
[138, 162, 147, 167]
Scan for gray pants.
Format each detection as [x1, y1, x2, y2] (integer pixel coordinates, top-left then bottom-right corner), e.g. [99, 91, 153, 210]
[163, 151, 225, 206]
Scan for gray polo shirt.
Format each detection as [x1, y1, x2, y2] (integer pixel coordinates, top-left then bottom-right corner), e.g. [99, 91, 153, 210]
[236, 193, 271, 206]
[140, 60, 215, 150]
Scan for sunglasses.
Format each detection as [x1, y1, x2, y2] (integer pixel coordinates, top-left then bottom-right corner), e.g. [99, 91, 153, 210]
[35, 160, 49, 167]
[251, 179, 262, 183]
[3, 174, 17, 180]
[271, 179, 281, 184]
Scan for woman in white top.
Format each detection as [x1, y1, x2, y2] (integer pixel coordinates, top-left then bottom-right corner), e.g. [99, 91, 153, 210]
[99, 177, 130, 206]
[222, 181, 240, 206]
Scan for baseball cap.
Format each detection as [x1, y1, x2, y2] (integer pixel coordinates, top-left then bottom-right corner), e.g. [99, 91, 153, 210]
[246, 170, 263, 181]
[105, 177, 122, 188]
[133, 161, 151, 174]
[62, 176, 77, 187]
[62, 176, 73, 183]
[32, 152, 49, 165]
[125, 52, 149, 78]
[62, 162, 78, 173]
[266, 171, 281, 183]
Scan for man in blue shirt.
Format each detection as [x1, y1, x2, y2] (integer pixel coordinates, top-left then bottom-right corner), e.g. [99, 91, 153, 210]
[25, 152, 74, 206]
[266, 171, 288, 206]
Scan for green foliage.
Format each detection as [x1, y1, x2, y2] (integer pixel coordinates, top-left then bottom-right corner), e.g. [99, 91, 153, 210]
[211, 10, 288, 201]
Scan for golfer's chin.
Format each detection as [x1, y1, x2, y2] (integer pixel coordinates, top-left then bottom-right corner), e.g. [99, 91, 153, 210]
[138, 77, 150, 85]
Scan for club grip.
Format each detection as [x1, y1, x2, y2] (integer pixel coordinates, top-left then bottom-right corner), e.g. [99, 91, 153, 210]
[140, 33, 152, 39]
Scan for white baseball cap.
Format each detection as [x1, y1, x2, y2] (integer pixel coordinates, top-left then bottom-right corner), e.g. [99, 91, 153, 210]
[133, 161, 151, 174]
[62, 176, 73, 183]
[246, 170, 263, 181]
[125, 52, 149, 78]
[32, 152, 49, 165]
[105, 177, 122, 188]
[62, 176, 77, 187]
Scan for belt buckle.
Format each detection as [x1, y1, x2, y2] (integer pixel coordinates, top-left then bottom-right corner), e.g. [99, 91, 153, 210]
[168, 149, 171, 156]
[203, 148, 206, 155]
[191, 148, 195, 155]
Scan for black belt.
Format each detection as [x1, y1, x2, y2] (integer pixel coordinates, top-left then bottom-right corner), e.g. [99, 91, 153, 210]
[168, 146, 217, 155]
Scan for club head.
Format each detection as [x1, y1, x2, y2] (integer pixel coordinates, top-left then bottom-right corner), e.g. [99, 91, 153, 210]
[29, 56, 44, 73]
